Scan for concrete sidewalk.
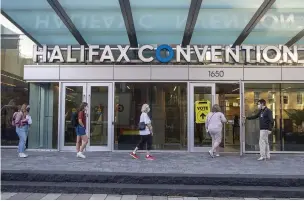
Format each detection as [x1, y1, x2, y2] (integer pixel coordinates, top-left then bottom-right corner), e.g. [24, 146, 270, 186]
[1, 149, 304, 175]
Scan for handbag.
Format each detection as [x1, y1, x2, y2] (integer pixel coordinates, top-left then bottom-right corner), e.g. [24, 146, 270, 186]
[138, 122, 146, 131]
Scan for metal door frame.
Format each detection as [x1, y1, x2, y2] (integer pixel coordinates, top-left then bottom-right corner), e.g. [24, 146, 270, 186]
[189, 83, 216, 152]
[60, 82, 113, 151]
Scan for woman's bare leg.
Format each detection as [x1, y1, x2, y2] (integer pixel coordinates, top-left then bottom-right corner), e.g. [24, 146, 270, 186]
[76, 136, 82, 152]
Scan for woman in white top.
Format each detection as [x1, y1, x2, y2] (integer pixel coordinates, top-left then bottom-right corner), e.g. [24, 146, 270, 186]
[130, 103, 155, 160]
[206, 104, 227, 158]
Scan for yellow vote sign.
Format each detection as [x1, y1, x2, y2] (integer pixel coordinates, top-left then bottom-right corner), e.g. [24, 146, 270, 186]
[195, 100, 210, 123]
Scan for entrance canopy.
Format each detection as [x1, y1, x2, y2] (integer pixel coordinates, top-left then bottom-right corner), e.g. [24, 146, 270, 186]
[1, 0, 304, 47]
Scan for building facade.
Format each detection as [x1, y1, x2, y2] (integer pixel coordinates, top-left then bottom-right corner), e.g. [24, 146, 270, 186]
[1, 0, 304, 154]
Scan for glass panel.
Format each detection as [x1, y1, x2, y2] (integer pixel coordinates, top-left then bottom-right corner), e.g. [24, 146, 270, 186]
[192, 0, 264, 44]
[281, 84, 304, 151]
[1, 31, 30, 146]
[193, 86, 212, 147]
[64, 86, 83, 146]
[244, 83, 281, 151]
[114, 83, 187, 150]
[1, 73, 29, 146]
[89, 86, 108, 146]
[2, 0, 78, 45]
[215, 83, 240, 152]
[244, 0, 304, 44]
[130, 0, 190, 44]
[60, 0, 129, 44]
[27, 83, 59, 149]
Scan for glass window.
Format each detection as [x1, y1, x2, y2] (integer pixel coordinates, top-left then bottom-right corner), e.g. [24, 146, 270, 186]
[244, 83, 281, 151]
[1, 27, 31, 146]
[28, 83, 59, 149]
[114, 82, 187, 150]
[282, 84, 304, 151]
[245, 83, 304, 152]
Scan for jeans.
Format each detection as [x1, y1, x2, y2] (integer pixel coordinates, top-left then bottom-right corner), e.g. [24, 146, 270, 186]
[16, 125, 28, 153]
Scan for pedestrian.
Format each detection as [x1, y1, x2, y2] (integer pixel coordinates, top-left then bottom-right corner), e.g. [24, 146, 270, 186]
[206, 104, 227, 158]
[13, 104, 29, 158]
[244, 99, 274, 161]
[74, 102, 88, 159]
[130, 103, 155, 160]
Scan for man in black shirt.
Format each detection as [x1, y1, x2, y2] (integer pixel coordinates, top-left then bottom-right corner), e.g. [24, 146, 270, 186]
[245, 99, 274, 161]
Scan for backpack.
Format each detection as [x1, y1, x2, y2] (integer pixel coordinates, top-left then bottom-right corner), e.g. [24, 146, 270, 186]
[71, 112, 79, 127]
[11, 112, 20, 127]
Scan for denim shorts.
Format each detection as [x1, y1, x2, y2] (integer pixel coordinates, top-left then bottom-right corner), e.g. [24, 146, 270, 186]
[76, 125, 86, 136]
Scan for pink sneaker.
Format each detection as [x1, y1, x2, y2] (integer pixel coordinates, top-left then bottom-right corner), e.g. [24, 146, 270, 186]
[146, 155, 155, 160]
[130, 152, 139, 159]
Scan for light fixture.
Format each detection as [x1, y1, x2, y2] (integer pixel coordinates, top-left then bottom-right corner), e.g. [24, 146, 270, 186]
[173, 86, 177, 91]
[127, 85, 130, 89]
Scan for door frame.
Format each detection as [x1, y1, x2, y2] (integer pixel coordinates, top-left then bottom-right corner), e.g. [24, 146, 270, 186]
[59, 82, 113, 151]
[188, 83, 216, 152]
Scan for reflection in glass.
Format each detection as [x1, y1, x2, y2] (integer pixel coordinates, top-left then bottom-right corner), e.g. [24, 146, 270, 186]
[90, 86, 108, 146]
[64, 86, 83, 146]
[114, 83, 187, 150]
[282, 84, 304, 151]
[193, 86, 212, 147]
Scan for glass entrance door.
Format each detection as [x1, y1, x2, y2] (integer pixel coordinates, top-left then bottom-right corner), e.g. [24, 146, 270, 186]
[86, 83, 113, 151]
[189, 83, 216, 152]
[60, 83, 113, 151]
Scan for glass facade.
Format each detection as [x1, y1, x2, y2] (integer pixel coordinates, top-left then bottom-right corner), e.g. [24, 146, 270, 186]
[114, 83, 187, 150]
[244, 83, 304, 152]
[1, 28, 31, 146]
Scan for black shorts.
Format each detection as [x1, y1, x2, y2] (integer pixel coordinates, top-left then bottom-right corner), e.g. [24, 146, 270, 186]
[137, 134, 152, 150]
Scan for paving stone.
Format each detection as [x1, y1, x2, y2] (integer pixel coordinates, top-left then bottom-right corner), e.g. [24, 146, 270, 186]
[1, 193, 17, 200]
[8, 193, 31, 200]
[57, 193, 77, 200]
[198, 198, 214, 200]
[153, 196, 168, 200]
[41, 193, 62, 200]
[184, 197, 199, 200]
[25, 193, 46, 200]
[121, 195, 138, 200]
[213, 198, 229, 200]
[90, 194, 107, 200]
[228, 198, 244, 200]
[73, 194, 92, 200]
[106, 194, 122, 200]
[168, 196, 183, 200]
[137, 196, 153, 200]
[244, 199, 258, 200]
[2, 149, 304, 176]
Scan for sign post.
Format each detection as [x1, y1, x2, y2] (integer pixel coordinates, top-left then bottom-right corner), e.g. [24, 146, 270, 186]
[195, 100, 210, 123]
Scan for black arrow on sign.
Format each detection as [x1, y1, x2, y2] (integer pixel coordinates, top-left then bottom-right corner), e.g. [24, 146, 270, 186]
[200, 113, 206, 119]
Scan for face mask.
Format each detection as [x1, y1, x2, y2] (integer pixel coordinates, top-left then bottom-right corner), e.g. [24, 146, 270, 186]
[147, 107, 150, 113]
[257, 104, 262, 109]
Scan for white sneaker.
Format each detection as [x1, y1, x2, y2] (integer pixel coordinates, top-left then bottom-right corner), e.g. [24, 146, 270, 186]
[18, 153, 28, 158]
[266, 156, 270, 160]
[208, 150, 214, 158]
[77, 152, 86, 158]
[257, 156, 265, 161]
[215, 153, 220, 157]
